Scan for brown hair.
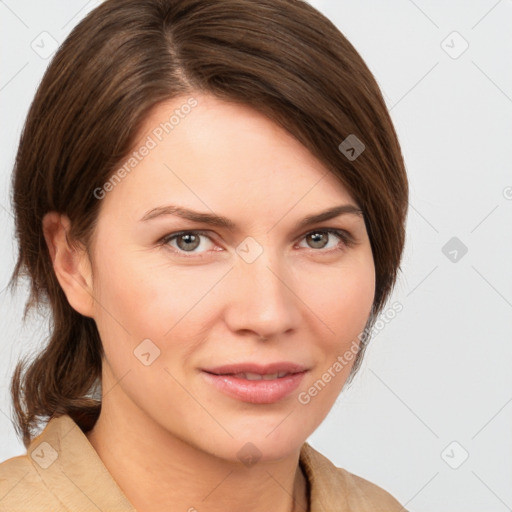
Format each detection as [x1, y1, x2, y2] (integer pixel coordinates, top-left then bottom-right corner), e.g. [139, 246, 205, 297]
[8, 0, 408, 448]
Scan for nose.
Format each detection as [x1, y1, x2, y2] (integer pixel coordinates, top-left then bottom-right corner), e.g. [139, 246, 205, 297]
[223, 244, 302, 341]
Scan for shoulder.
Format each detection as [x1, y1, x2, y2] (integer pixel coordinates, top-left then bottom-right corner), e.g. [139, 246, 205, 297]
[0, 452, 64, 510]
[0, 451, 36, 486]
[0, 415, 136, 512]
[336, 466, 406, 510]
[300, 442, 407, 512]
[0, 452, 33, 484]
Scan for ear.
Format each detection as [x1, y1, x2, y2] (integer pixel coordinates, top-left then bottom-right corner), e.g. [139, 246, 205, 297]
[42, 212, 95, 318]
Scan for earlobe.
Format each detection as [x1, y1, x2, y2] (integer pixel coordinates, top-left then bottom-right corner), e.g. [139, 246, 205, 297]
[42, 212, 95, 318]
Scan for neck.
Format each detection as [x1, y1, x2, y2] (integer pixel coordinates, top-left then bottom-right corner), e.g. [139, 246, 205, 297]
[85, 392, 309, 512]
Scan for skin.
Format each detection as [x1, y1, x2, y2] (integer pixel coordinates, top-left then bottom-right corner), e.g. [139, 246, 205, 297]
[43, 92, 376, 512]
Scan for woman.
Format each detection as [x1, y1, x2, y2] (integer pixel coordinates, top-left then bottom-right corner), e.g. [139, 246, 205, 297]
[1, 0, 409, 510]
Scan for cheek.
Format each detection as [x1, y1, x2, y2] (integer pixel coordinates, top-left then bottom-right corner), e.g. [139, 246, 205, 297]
[339, 270, 375, 331]
[92, 244, 223, 342]
[302, 256, 375, 342]
[296, 259, 375, 410]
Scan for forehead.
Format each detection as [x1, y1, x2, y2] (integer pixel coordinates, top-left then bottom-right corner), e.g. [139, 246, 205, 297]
[98, 92, 358, 223]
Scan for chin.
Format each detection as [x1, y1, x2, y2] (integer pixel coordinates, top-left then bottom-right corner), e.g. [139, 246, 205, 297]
[197, 422, 308, 465]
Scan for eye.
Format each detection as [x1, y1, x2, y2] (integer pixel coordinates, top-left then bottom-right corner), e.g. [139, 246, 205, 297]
[160, 230, 216, 255]
[297, 229, 355, 252]
[159, 228, 355, 258]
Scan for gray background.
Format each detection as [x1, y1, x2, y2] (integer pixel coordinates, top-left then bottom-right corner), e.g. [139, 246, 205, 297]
[1, 1, 511, 511]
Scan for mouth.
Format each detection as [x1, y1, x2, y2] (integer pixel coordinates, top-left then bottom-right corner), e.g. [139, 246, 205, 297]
[211, 371, 293, 380]
[202, 361, 308, 377]
[201, 362, 308, 404]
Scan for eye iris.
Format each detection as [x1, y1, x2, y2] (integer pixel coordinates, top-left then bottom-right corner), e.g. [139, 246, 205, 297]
[177, 233, 200, 251]
[307, 231, 328, 249]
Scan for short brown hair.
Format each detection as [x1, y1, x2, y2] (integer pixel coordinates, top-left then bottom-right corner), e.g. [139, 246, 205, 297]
[9, 0, 408, 447]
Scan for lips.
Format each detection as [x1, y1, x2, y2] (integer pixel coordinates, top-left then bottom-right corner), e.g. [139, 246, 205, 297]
[202, 361, 307, 377]
[201, 362, 308, 403]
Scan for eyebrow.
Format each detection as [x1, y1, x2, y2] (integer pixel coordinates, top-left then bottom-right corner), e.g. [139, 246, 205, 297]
[139, 203, 364, 230]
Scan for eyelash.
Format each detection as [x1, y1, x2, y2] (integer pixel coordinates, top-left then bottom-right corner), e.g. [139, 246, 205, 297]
[158, 228, 356, 258]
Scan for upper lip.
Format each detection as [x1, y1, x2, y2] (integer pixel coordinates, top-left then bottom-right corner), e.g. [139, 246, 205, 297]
[202, 362, 308, 376]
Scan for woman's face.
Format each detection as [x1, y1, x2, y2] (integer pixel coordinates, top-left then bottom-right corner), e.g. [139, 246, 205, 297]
[86, 92, 375, 462]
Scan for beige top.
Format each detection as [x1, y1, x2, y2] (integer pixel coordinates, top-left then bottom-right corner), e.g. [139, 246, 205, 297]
[0, 414, 406, 511]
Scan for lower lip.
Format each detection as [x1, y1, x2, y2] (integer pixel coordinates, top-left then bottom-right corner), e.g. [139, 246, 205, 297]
[201, 371, 307, 404]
